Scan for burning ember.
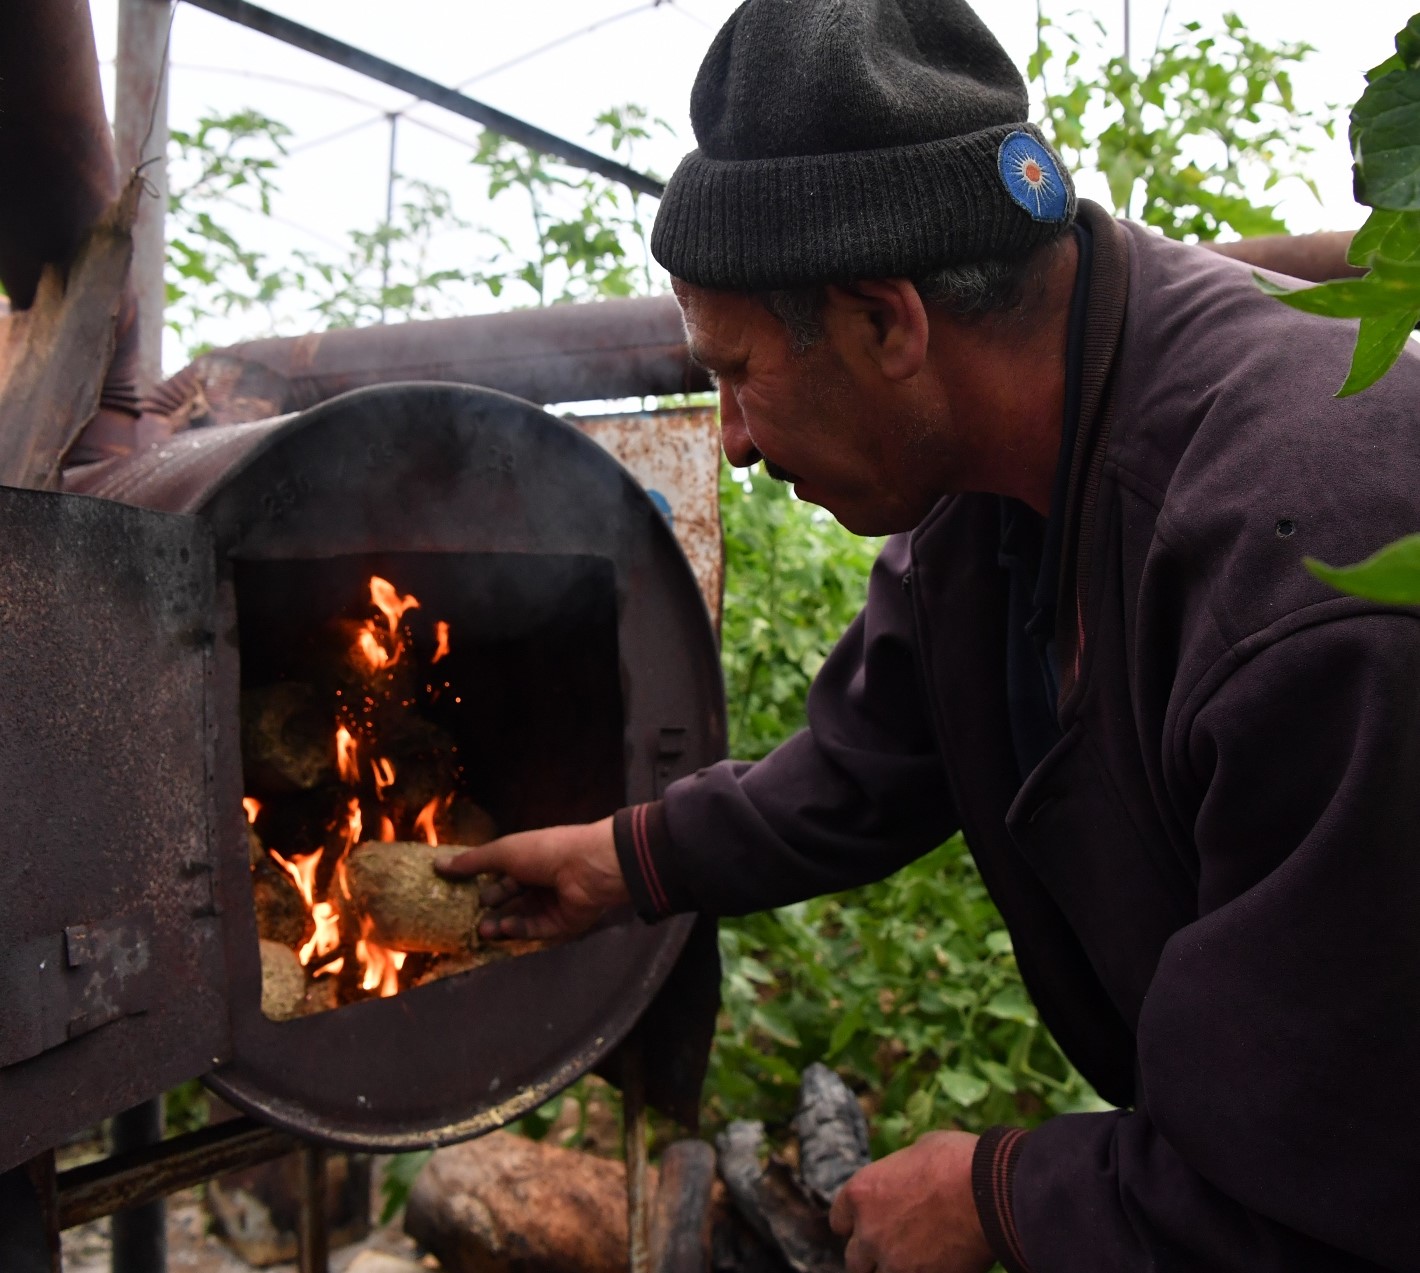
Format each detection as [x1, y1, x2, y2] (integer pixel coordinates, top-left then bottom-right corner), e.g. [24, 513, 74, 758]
[245, 574, 506, 1020]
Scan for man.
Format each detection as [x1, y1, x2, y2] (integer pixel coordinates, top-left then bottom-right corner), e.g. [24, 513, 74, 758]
[439, 1, 1420, 1269]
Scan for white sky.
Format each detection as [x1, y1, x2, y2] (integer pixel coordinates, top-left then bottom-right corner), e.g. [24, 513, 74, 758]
[87, 0, 1419, 366]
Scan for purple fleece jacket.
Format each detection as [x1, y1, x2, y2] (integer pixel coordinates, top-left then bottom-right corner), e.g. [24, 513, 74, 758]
[615, 201, 1420, 1271]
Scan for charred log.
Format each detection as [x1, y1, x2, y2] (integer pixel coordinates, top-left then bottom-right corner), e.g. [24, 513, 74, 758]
[791, 1064, 870, 1209]
[242, 682, 337, 792]
[716, 1121, 843, 1273]
[251, 856, 315, 949]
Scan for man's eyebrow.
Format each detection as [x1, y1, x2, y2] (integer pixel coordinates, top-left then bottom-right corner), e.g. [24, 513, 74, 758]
[686, 344, 743, 376]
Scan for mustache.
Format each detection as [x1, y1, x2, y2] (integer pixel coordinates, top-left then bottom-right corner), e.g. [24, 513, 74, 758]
[763, 460, 800, 484]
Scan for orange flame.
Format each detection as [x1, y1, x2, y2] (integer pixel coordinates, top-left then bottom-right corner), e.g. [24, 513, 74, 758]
[300, 901, 341, 965]
[353, 577, 422, 673]
[432, 621, 452, 664]
[414, 793, 453, 847]
[371, 576, 419, 635]
[335, 725, 360, 783]
[249, 571, 458, 1010]
[372, 756, 396, 799]
[339, 796, 362, 851]
[356, 628, 390, 670]
[356, 917, 407, 997]
[271, 849, 321, 908]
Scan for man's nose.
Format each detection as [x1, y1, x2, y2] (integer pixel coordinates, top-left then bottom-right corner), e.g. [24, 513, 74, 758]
[718, 383, 762, 468]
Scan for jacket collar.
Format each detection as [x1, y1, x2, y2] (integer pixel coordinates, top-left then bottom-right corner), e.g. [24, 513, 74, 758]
[1054, 201, 1131, 705]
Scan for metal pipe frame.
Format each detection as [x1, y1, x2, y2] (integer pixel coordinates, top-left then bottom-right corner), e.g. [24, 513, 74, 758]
[180, 0, 665, 199]
[56, 1118, 297, 1231]
[109, 1102, 167, 1273]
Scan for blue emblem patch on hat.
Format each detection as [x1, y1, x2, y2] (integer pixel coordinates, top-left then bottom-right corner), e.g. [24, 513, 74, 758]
[997, 132, 1069, 223]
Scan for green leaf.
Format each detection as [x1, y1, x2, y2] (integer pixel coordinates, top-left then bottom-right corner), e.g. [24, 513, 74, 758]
[379, 1150, 432, 1224]
[1305, 535, 1420, 604]
[1352, 68, 1420, 209]
[750, 1003, 802, 1049]
[905, 1088, 936, 1128]
[827, 1006, 866, 1058]
[938, 1068, 991, 1107]
[983, 986, 1038, 1025]
[1396, 15, 1420, 71]
[983, 929, 1014, 956]
[1337, 309, 1420, 397]
[975, 1058, 1020, 1094]
[1347, 207, 1420, 267]
[1255, 268, 1420, 319]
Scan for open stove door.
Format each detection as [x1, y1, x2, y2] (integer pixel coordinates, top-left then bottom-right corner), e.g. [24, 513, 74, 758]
[0, 487, 230, 1173]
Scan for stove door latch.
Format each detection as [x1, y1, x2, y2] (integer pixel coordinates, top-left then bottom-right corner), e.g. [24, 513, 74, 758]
[0, 913, 154, 1069]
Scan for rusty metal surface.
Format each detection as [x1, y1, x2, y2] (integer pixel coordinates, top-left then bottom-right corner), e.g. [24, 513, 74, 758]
[148, 295, 711, 426]
[58, 1118, 297, 1229]
[71, 382, 726, 1149]
[0, 489, 231, 1176]
[0, 2, 117, 309]
[0, 0, 168, 466]
[574, 408, 723, 630]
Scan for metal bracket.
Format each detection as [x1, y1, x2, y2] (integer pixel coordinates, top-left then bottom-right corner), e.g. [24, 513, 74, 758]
[0, 914, 153, 1068]
[64, 913, 154, 1039]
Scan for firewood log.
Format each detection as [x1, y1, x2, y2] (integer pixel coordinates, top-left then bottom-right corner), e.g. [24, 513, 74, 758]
[405, 1130, 656, 1273]
[252, 855, 315, 950]
[259, 940, 308, 1022]
[242, 682, 336, 792]
[344, 841, 484, 954]
[382, 719, 459, 811]
[650, 1140, 717, 1273]
[440, 796, 498, 847]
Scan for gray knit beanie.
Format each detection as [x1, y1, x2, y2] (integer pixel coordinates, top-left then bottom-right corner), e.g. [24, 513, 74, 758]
[651, 0, 1076, 290]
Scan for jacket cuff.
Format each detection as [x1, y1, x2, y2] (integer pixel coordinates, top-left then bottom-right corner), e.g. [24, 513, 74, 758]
[613, 802, 675, 921]
[971, 1126, 1032, 1273]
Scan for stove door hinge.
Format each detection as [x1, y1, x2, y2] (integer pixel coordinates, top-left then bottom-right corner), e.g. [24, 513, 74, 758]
[653, 726, 687, 798]
[0, 913, 154, 1070]
[183, 856, 220, 919]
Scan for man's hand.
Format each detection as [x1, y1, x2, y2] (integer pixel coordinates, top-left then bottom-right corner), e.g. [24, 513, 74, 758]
[829, 1131, 993, 1273]
[434, 815, 628, 942]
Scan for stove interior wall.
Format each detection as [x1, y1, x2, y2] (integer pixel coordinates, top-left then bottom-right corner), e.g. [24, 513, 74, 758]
[234, 552, 626, 836]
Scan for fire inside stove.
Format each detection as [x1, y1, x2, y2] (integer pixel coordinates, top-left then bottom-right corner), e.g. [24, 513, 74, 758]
[236, 553, 625, 1021]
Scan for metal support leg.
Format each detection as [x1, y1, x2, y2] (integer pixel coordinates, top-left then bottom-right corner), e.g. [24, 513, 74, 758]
[297, 1144, 329, 1273]
[622, 1032, 651, 1273]
[111, 1100, 166, 1273]
[0, 1154, 60, 1273]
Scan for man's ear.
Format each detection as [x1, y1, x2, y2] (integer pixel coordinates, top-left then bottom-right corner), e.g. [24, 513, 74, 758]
[823, 279, 929, 382]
